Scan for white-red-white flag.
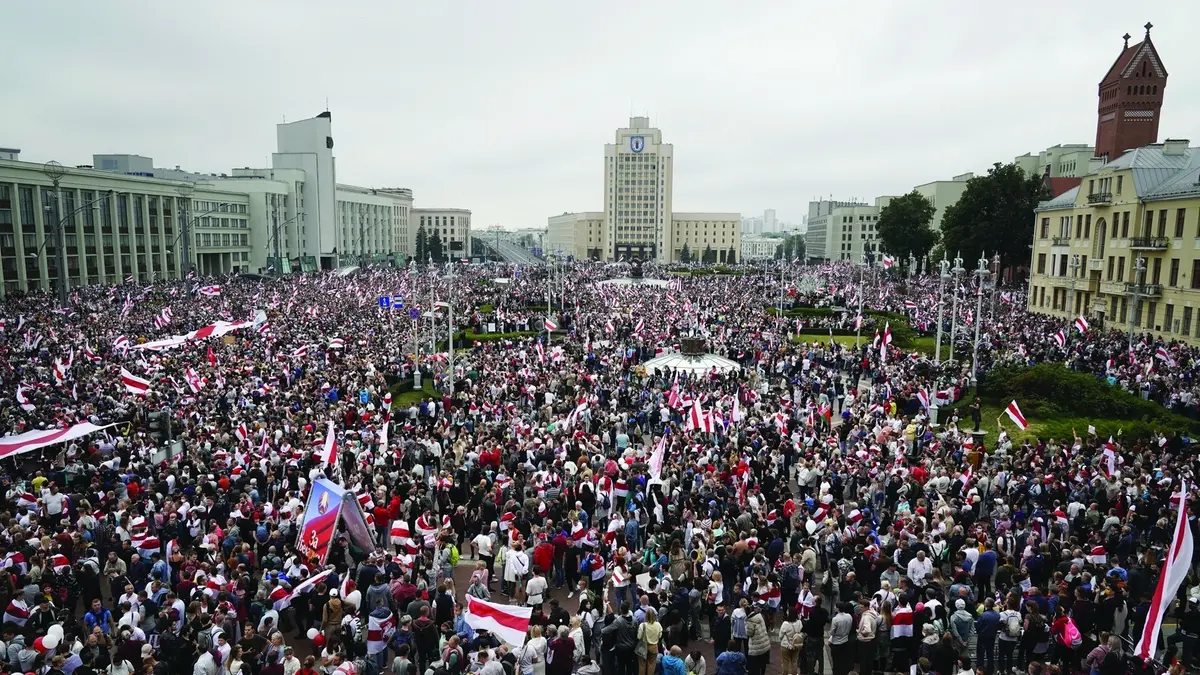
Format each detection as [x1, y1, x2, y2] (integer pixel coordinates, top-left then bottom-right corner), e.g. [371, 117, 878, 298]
[120, 368, 151, 396]
[1136, 479, 1193, 662]
[1004, 400, 1028, 430]
[319, 421, 337, 469]
[463, 596, 532, 647]
[15, 386, 34, 412]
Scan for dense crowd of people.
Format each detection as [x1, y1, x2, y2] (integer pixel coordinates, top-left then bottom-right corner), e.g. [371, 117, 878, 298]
[0, 259, 1196, 675]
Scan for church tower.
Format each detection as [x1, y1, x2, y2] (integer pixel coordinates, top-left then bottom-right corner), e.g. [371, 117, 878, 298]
[1095, 22, 1168, 162]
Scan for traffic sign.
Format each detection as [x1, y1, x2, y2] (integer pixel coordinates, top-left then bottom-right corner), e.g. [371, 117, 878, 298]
[409, 308, 420, 319]
[391, 295, 404, 309]
[378, 296, 391, 309]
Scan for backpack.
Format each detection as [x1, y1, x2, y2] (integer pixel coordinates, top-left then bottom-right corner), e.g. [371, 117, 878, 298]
[196, 626, 215, 653]
[449, 545, 460, 567]
[1005, 614, 1022, 638]
[1062, 618, 1083, 647]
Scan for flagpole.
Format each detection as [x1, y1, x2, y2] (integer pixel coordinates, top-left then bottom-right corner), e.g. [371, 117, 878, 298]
[856, 254, 864, 348]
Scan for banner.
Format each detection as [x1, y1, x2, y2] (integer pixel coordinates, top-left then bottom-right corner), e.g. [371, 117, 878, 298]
[296, 479, 344, 565]
[0, 422, 117, 461]
[338, 483, 377, 553]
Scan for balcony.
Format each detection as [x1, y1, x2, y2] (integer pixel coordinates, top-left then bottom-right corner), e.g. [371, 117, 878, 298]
[1051, 236, 1072, 247]
[1087, 192, 1113, 205]
[1088, 258, 1104, 272]
[1129, 236, 1169, 250]
[1125, 283, 1162, 297]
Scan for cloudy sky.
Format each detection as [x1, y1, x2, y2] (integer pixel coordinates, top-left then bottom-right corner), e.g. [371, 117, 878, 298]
[5, 2, 1199, 230]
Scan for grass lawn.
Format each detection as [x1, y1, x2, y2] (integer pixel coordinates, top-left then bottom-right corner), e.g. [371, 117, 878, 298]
[390, 379, 440, 409]
[791, 333, 936, 355]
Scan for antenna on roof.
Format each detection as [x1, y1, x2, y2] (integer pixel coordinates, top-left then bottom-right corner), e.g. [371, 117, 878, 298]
[325, 96, 330, 112]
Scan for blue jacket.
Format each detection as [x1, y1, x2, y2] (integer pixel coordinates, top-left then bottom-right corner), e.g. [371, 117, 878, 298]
[661, 654, 687, 675]
[976, 609, 1002, 642]
[716, 651, 747, 675]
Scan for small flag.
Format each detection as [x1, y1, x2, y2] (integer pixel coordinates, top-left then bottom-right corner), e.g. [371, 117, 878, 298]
[1004, 400, 1028, 430]
[1074, 316, 1089, 333]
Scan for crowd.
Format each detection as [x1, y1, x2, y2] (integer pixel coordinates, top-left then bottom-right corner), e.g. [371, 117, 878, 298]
[0, 259, 1195, 675]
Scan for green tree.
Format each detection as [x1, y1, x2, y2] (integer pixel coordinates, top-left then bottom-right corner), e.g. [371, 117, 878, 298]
[775, 244, 784, 260]
[941, 163, 1050, 270]
[726, 246, 737, 264]
[789, 234, 806, 262]
[702, 245, 714, 264]
[679, 243, 691, 263]
[415, 224, 428, 262]
[877, 191, 937, 269]
[428, 231, 445, 263]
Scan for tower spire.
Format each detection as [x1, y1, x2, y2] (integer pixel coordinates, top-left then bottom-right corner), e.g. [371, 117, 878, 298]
[1123, 32, 1131, 48]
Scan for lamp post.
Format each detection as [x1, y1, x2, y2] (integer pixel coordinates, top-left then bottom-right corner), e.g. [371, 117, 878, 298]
[1128, 255, 1146, 354]
[410, 260, 421, 388]
[1066, 254, 1081, 359]
[446, 262, 456, 396]
[175, 183, 194, 281]
[41, 162, 69, 305]
[908, 253, 917, 280]
[854, 253, 864, 345]
[989, 253, 1001, 323]
[30, 188, 116, 296]
[948, 252, 965, 364]
[969, 254, 989, 388]
[934, 256, 950, 364]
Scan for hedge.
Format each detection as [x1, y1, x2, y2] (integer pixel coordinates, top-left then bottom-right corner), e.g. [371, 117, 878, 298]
[462, 330, 538, 342]
[980, 364, 1200, 436]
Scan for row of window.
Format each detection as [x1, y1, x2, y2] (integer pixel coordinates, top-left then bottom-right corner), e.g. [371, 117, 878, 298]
[197, 233, 249, 248]
[1040, 207, 1194, 240]
[192, 201, 247, 214]
[1032, 287, 1198, 338]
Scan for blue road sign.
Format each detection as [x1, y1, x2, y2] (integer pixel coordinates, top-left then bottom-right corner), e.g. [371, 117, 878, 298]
[378, 296, 391, 309]
[392, 295, 405, 309]
[409, 308, 420, 319]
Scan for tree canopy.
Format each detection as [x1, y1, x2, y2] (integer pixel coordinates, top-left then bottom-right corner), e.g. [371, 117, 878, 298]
[877, 190, 937, 265]
[773, 235, 806, 261]
[940, 163, 1050, 268]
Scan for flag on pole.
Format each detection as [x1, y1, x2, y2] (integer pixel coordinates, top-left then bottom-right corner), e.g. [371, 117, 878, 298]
[1074, 316, 1089, 333]
[1052, 330, 1066, 348]
[1135, 479, 1193, 663]
[543, 318, 558, 332]
[1004, 400, 1028, 430]
[319, 421, 337, 469]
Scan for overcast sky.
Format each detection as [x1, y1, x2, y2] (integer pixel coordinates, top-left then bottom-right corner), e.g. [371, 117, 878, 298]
[5, 2, 1199, 230]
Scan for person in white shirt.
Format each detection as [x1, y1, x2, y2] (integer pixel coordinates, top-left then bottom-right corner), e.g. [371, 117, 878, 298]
[907, 551, 933, 584]
[525, 569, 548, 607]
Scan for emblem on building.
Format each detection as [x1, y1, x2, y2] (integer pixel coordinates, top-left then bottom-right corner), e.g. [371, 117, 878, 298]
[630, 136, 644, 153]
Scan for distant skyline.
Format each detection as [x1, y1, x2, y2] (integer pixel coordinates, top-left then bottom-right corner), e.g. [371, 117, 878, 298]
[4, 2, 1199, 231]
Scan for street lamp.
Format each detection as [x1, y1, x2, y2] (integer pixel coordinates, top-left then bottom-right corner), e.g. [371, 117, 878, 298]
[409, 260, 421, 388]
[41, 162, 69, 305]
[856, 253, 866, 348]
[934, 256, 950, 364]
[175, 183, 194, 280]
[1066, 254, 1081, 358]
[30, 187, 116, 295]
[947, 252, 965, 364]
[1128, 255, 1147, 354]
[989, 253, 1001, 323]
[969, 253, 989, 388]
[908, 253, 917, 279]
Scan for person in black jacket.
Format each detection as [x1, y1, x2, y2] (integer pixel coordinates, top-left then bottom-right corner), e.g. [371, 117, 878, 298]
[711, 604, 732, 661]
[601, 603, 638, 675]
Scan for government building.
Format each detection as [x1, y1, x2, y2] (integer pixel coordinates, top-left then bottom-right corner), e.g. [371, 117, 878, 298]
[0, 111, 467, 296]
[1027, 25, 1200, 344]
[546, 117, 740, 263]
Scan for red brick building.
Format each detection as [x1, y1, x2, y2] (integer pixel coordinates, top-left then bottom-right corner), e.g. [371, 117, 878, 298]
[1095, 23, 1168, 162]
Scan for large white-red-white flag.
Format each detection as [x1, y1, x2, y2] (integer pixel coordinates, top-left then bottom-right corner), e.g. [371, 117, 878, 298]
[273, 568, 334, 611]
[1136, 479, 1193, 663]
[463, 595, 532, 647]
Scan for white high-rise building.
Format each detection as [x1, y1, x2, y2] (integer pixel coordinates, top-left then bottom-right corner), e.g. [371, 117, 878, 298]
[763, 208, 777, 233]
[272, 112, 338, 270]
[604, 117, 673, 262]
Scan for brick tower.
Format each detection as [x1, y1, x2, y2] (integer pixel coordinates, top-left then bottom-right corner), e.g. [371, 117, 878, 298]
[1095, 22, 1168, 162]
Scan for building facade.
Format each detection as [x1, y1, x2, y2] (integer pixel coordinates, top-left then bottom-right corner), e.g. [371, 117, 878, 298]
[335, 185, 413, 267]
[412, 208, 472, 260]
[546, 212, 603, 260]
[1027, 140, 1200, 342]
[741, 234, 778, 261]
[604, 117, 674, 262]
[805, 199, 892, 262]
[0, 159, 255, 296]
[913, 174, 973, 233]
[671, 213, 741, 262]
